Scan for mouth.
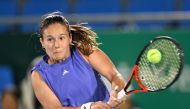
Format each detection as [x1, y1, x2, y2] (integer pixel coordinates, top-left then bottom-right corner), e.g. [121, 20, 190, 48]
[53, 51, 62, 54]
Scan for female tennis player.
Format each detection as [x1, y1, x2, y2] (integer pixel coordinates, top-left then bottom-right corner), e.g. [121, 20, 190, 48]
[31, 11, 126, 109]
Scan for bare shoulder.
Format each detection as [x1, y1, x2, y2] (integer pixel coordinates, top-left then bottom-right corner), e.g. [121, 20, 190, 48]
[31, 70, 44, 90]
[88, 47, 108, 60]
[78, 47, 103, 63]
[31, 70, 43, 81]
[90, 48, 103, 55]
[31, 70, 47, 90]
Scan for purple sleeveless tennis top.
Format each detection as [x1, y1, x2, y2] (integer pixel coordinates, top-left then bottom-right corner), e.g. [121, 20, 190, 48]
[33, 47, 109, 107]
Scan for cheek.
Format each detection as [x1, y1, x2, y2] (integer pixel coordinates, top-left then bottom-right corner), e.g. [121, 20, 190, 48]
[61, 40, 71, 48]
[64, 42, 71, 48]
[43, 41, 53, 49]
[43, 44, 54, 53]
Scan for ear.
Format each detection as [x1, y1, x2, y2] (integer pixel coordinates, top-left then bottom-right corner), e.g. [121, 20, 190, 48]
[69, 34, 72, 44]
[40, 38, 44, 48]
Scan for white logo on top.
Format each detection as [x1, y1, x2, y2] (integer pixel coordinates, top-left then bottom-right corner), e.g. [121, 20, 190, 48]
[62, 70, 69, 76]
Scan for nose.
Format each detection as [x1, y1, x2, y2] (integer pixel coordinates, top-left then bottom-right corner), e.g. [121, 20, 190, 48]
[54, 39, 60, 48]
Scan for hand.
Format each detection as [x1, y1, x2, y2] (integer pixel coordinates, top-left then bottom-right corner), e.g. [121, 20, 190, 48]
[91, 101, 111, 109]
[108, 87, 122, 108]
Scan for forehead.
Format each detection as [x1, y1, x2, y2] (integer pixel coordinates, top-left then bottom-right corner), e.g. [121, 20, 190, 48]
[43, 23, 69, 36]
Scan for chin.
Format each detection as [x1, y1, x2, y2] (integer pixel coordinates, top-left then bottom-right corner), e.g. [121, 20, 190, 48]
[55, 55, 65, 60]
[54, 56, 63, 60]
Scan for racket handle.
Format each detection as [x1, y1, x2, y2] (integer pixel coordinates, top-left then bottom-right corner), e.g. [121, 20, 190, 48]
[117, 89, 127, 101]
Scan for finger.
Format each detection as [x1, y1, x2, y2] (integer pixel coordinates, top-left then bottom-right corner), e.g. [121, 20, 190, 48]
[108, 97, 123, 108]
[92, 101, 111, 109]
[110, 86, 120, 97]
[114, 86, 120, 93]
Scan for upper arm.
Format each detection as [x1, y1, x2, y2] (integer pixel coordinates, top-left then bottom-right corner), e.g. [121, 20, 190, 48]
[87, 48, 125, 89]
[87, 48, 119, 82]
[31, 70, 62, 109]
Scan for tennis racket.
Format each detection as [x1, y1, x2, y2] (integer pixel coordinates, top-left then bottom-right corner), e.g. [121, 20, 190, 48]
[117, 36, 184, 101]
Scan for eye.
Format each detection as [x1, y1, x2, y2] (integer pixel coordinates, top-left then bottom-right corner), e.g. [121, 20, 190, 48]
[59, 36, 65, 40]
[47, 37, 53, 42]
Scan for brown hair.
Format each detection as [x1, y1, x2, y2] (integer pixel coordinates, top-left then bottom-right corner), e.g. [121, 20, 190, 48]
[39, 11, 99, 56]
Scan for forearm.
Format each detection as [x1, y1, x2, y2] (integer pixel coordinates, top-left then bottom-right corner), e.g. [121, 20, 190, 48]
[111, 73, 125, 91]
[108, 73, 126, 107]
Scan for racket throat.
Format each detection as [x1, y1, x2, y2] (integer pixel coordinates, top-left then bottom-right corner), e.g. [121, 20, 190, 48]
[124, 79, 131, 92]
[125, 65, 148, 95]
[124, 67, 135, 92]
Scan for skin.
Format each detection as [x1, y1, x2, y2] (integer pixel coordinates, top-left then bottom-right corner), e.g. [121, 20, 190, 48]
[31, 23, 126, 109]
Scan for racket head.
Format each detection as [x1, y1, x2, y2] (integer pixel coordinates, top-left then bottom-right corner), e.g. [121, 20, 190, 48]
[135, 36, 184, 92]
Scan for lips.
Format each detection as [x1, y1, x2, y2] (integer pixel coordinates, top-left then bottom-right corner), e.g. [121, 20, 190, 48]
[53, 51, 62, 54]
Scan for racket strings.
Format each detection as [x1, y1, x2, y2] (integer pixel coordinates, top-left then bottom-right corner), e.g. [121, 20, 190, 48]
[138, 39, 182, 91]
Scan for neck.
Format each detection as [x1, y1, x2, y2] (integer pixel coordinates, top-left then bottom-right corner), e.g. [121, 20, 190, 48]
[48, 58, 66, 64]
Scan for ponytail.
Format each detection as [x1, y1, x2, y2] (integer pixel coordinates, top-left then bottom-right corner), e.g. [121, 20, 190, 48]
[70, 24, 100, 56]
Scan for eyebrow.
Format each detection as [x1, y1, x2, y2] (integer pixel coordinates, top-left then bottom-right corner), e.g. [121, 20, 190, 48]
[60, 33, 68, 36]
[44, 33, 68, 38]
[44, 35, 53, 38]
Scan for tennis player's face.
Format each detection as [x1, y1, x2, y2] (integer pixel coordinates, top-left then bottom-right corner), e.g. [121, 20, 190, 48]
[40, 23, 72, 62]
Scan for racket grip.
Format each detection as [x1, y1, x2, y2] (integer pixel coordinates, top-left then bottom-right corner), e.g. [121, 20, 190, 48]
[117, 89, 127, 101]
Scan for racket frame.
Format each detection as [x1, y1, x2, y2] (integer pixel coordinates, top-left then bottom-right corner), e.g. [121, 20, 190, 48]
[123, 36, 184, 95]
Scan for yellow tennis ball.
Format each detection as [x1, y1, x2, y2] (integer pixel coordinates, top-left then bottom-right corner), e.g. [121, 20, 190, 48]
[147, 49, 162, 64]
